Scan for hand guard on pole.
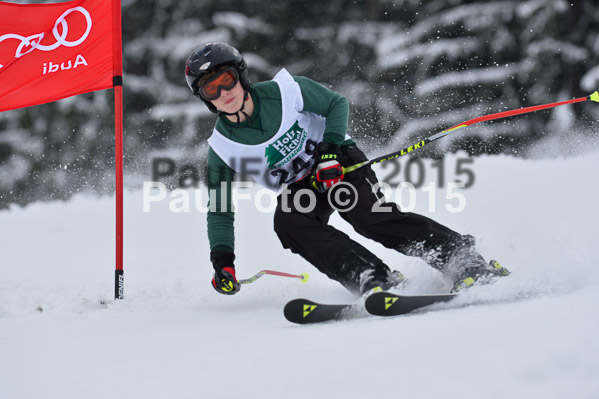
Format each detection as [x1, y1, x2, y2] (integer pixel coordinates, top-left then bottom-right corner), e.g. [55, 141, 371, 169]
[310, 142, 344, 193]
[211, 251, 241, 295]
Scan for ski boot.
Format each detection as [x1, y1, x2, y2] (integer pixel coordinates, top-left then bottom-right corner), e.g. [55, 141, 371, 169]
[451, 258, 510, 293]
[360, 266, 406, 295]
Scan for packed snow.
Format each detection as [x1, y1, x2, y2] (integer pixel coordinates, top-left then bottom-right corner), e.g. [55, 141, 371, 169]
[1, 151, 599, 399]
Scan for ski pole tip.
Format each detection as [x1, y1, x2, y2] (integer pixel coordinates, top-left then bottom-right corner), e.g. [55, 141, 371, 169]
[590, 91, 599, 103]
[300, 272, 309, 283]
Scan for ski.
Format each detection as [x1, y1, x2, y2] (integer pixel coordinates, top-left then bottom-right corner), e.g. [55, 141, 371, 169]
[284, 292, 459, 324]
[283, 298, 360, 324]
[365, 292, 457, 317]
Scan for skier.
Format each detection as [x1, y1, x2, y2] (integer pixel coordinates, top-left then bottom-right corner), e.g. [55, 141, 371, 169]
[184, 42, 509, 296]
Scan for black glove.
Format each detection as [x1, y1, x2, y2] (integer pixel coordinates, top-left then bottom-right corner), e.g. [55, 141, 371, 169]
[210, 251, 240, 295]
[310, 142, 344, 193]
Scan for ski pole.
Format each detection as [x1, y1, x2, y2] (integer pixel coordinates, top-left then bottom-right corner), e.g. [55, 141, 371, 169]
[238, 270, 309, 285]
[343, 91, 599, 174]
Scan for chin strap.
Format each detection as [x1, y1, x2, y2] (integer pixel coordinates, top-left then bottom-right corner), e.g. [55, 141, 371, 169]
[217, 89, 251, 126]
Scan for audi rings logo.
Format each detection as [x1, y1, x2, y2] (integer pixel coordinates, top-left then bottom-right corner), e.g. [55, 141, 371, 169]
[0, 6, 92, 69]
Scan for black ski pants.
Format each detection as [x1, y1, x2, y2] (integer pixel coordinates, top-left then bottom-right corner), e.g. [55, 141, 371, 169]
[273, 144, 471, 293]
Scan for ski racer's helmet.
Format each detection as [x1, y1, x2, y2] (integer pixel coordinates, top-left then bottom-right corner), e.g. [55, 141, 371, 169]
[185, 42, 251, 113]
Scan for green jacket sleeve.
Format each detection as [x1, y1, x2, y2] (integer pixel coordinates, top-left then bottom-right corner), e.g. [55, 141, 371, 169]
[206, 147, 235, 253]
[293, 76, 349, 146]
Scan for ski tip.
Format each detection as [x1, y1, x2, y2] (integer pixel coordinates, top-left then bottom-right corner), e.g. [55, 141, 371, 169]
[283, 298, 319, 324]
[365, 292, 458, 317]
[283, 298, 351, 324]
[590, 91, 599, 103]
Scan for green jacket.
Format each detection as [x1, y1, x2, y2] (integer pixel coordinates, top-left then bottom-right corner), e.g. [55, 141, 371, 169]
[207, 75, 354, 253]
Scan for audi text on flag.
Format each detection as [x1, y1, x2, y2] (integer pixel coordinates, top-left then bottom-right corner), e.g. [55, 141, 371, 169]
[0, 0, 118, 112]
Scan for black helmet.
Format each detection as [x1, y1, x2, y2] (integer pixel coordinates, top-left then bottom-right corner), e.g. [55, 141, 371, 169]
[185, 42, 251, 113]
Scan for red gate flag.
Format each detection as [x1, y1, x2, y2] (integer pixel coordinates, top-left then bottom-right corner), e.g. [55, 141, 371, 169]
[0, 0, 126, 299]
[0, 0, 118, 112]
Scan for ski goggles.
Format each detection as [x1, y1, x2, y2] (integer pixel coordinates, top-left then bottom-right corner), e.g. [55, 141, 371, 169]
[197, 67, 239, 101]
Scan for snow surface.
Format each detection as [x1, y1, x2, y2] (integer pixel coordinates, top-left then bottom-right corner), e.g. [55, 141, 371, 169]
[1, 152, 599, 399]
